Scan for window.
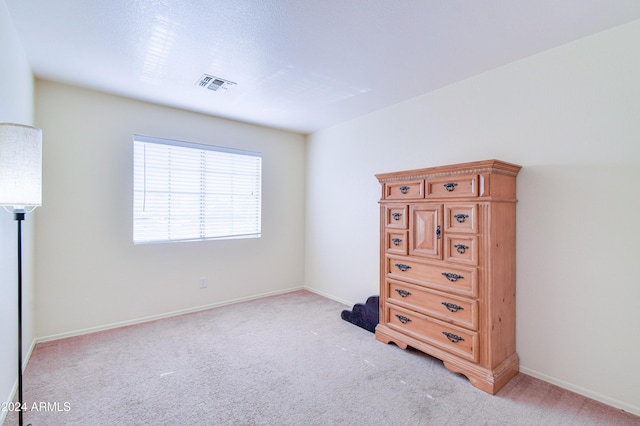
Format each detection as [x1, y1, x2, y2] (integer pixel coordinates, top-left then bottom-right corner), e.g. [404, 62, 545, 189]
[133, 135, 261, 244]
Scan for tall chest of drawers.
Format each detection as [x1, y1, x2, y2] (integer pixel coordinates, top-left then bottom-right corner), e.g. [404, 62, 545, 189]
[375, 160, 521, 394]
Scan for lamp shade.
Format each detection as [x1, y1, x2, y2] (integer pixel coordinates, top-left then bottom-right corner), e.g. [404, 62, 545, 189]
[0, 123, 42, 210]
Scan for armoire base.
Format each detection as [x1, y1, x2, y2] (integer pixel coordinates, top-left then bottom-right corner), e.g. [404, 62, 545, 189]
[375, 324, 519, 395]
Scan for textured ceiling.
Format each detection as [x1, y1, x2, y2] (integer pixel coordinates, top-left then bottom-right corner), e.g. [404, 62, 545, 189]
[6, 0, 640, 134]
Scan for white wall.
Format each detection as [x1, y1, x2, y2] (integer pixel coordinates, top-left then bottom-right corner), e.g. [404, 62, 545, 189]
[305, 20, 640, 414]
[34, 80, 306, 339]
[0, 0, 36, 420]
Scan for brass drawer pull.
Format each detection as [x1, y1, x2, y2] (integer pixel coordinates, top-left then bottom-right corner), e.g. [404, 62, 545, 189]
[453, 214, 469, 223]
[395, 314, 412, 324]
[395, 263, 412, 272]
[443, 182, 458, 192]
[441, 302, 464, 312]
[391, 212, 403, 221]
[391, 238, 402, 246]
[399, 185, 410, 194]
[395, 289, 411, 298]
[442, 331, 464, 343]
[454, 244, 469, 254]
[442, 272, 464, 282]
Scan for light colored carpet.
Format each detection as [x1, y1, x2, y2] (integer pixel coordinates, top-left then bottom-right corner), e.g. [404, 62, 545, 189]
[5, 290, 639, 425]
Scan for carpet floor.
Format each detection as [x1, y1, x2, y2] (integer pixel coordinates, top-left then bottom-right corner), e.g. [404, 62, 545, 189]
[4, 290, 639, 425]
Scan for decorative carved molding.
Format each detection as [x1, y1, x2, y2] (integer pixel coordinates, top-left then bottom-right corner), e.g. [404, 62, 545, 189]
[376, 160, 521, 183]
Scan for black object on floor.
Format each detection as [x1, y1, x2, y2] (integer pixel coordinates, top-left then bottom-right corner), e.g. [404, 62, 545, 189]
[341, 296, 379, 333]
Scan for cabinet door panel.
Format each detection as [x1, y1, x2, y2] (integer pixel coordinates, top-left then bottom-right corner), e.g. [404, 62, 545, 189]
[409, 204, 442, 259]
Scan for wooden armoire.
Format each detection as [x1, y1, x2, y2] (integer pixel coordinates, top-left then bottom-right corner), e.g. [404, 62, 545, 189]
[375, 159, 521, 394]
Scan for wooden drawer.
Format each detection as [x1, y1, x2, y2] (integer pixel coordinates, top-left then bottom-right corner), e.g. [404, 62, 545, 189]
[384, 180, 424, 200]
[386, 255, 478, 297]
[444, 204, 478, 234]
[444, 235, 478, 265]
[383, 204, 408, 229]
[385, 230, 408, 255]
[386, 279, 478, 330]
[426, 175, 478, 198]
[386, 305, 479, 362]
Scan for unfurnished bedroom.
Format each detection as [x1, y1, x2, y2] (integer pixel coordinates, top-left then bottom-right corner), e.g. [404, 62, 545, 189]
[1, 1, 639, 425]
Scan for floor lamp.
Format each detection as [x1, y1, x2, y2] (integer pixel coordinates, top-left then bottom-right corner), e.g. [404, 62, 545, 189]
[0, 123, 42, 426]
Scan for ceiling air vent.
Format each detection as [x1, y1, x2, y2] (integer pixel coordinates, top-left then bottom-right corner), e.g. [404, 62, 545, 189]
[196, 74, 237, 93]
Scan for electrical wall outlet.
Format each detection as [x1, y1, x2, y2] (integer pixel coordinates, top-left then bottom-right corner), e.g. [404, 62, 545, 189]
[200, 277, 208, 289]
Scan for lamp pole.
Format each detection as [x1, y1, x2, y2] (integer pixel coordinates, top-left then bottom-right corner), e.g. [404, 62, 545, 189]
[16, 212, 26, 426]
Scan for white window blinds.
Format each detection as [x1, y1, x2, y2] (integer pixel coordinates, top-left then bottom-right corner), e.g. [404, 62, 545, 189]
[133, 135, 262, 244]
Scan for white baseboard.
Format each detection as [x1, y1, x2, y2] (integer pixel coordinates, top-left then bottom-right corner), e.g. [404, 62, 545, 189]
[304, 287, 354, 308]
[36, 286, 305, 344]
[519, 366, 640, 417]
